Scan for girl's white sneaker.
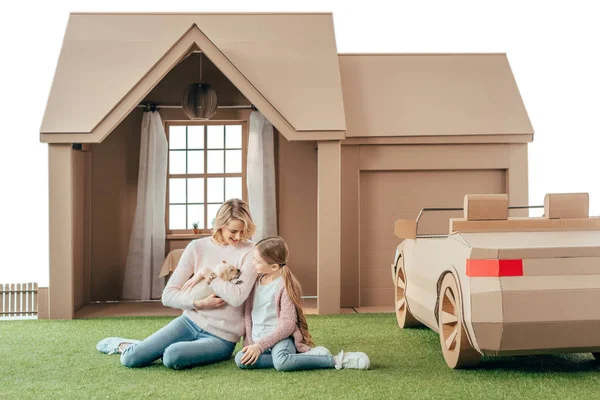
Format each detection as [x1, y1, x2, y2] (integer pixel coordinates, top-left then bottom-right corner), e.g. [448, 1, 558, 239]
[304, 346, 332, 356]
[334, 350, 370, 370]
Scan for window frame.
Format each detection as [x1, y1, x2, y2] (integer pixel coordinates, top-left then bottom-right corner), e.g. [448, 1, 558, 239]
[164, 120, 248, 235]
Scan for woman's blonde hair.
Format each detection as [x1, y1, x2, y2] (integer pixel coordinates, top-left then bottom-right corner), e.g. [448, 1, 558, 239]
[212, 198, 256, 245]
[254, 236, 314, 347]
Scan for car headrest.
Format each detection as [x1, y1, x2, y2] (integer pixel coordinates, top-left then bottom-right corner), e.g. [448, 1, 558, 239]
[463, 194, 509, 221]
[544, 193, 589, 219]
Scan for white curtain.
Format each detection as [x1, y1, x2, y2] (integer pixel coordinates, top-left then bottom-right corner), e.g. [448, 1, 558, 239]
[247, 111, 278, 241]
[122, 111, 168, 300]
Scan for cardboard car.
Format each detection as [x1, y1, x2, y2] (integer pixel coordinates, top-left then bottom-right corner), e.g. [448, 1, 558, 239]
[391, 192, 600, 368]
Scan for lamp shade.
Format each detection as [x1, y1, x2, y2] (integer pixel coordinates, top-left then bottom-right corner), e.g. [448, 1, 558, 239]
[182, 83, 218, 120]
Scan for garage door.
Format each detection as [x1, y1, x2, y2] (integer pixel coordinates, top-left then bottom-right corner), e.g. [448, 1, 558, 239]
[359, 169, 506, 307]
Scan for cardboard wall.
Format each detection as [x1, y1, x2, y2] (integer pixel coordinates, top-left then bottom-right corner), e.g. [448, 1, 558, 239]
[48, 145, 75, 318]
[91, 109, 141, 301]
[340, 142, 526, 308]
[341, 146, 360, 307]
[360, 169, 505, 306]
[145, 52, 249, 108]
[73, 149, 91, 309]
[276, 134, 319, 297]
[273, 141, 526, 308]
[317, 140, 342, 314]
[90, 55, 251, 301]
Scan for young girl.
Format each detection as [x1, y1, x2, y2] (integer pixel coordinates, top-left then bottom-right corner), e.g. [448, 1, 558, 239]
[97, 198, 258, 370]
[235, 236, 370, 371]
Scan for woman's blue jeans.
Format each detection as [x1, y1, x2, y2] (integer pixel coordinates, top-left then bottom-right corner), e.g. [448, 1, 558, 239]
[120, 315, 235, 370]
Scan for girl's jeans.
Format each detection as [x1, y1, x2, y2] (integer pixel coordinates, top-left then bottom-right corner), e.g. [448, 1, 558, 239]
[235, 338, 335, 371]
[120, 315, 235, 369]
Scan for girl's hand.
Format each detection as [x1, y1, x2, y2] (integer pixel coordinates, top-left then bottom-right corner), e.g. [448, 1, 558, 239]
[240, 344, 262, 365]
[193, 294, 225, 309]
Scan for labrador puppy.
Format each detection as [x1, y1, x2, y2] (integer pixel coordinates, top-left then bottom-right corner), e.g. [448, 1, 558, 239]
[184, 260, 242, 301]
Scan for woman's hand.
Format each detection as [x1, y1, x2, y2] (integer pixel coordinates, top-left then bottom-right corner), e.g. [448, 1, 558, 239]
[193, 294, 225, 309]
[181, 275, 202, 292]
[240, 344, 262, 365]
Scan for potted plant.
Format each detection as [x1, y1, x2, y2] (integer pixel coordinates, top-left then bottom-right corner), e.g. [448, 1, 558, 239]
[192, 222, 200, 235]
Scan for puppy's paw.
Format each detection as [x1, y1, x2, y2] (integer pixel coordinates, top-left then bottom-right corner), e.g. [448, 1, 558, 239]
[207, 272, 218, 284]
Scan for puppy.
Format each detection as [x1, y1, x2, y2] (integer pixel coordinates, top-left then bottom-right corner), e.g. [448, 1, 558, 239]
[186, 260, 242, 301]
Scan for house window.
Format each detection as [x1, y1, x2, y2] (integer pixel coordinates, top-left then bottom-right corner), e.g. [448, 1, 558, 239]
[166, 122, 247, 233]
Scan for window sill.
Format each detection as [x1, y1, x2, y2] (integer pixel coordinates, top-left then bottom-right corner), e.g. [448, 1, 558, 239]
[166, 234, 211, 240]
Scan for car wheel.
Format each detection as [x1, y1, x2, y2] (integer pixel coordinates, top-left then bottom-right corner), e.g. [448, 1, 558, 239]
[438, 273, 481, 369]
[592, 352, 600, 361]
[395, 257, 421, 328]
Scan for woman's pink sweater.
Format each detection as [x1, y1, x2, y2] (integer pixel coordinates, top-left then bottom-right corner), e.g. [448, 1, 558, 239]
[162, 237, 257, 343]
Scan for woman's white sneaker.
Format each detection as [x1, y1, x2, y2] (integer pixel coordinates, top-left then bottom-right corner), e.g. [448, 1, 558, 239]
[96, 337, 140, 355]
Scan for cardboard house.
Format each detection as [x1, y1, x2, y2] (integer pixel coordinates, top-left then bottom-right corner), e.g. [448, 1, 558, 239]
[40, 12, 533, 319]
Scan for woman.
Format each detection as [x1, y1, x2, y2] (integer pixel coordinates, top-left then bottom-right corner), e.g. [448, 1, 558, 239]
[97, 198, 257, 370]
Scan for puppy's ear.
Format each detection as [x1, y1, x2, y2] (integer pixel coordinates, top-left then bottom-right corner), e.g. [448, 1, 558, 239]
[218, 269, 230, 281]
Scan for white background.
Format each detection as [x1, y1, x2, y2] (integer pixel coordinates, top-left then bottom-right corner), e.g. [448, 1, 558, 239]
[0, 0, 598, 286]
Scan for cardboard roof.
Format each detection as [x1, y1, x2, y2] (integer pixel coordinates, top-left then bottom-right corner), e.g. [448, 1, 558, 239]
[40, 13, 346, 142]
[338, 54, 533, 137]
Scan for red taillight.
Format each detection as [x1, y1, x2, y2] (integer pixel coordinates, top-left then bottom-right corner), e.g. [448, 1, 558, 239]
[466, 259, 523, 277]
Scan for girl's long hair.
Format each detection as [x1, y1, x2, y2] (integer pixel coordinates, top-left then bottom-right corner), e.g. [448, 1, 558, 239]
[255, 236, 314, 347]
